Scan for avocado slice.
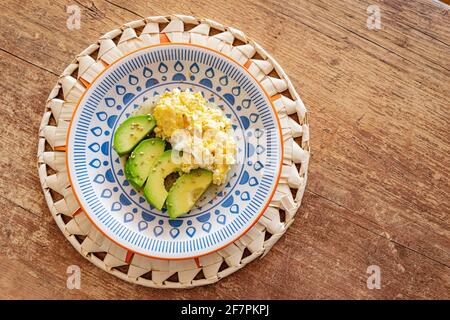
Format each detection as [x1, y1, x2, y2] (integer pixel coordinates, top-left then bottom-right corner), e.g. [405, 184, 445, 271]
[144, 150, 181, 210]
[125, 138, 165, 189]
[113, 114, 156, 156]
[166, 169, 213, 219]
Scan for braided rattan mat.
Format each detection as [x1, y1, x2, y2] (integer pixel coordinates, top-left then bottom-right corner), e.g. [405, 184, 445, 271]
[37, 15, 310, 288]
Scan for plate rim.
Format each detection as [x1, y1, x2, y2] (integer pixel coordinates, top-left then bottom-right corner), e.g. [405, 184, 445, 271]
[65, 42, 284, 260]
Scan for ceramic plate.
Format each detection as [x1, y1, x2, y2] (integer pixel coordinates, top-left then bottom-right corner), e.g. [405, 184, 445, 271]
[67, 44, 283, 259]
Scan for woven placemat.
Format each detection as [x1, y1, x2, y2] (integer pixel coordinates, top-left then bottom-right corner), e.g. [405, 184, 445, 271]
[37, 14, 310, 288]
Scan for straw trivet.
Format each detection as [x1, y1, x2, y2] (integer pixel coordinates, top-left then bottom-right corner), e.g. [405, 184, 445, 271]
[37, 15, 310, 288]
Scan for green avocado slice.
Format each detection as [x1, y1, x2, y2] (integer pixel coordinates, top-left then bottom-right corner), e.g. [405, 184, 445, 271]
[144, 150, 181, 210]
[113, 114, 156, 156]
[125, 138, 165, 189]
[166, 169, 213, 219]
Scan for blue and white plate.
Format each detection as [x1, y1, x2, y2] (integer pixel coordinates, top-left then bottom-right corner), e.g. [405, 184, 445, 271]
[67, 44, 283, 259]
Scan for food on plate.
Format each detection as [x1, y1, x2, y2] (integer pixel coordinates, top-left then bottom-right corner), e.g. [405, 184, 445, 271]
[152, 89, 236, 185]
[112, 89, 236, 218]
[144, 150, 181, 210]
[112, 114, 156, 156]
[124, 138, 165, 189]
[166, 169, 213, 219]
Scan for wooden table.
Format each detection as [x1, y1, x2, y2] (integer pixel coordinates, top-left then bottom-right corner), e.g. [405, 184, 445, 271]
[0, 0, 448, 299]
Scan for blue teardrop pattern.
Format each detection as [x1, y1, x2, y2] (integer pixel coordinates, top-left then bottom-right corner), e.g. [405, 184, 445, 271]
[170, 228, 180, 239]
[219, 75, 229, 86]
[249, 113, 259, 123]
[158, 62, 168, 73]
[174, 61, 184, 72]
[242, 99, 251, 109]
[202, 222, 212, 233]
[115, 85, 126, 95]
[190, 63, 199, 74]
[88, 142, 100, 153]
[256, 145, 265, 154]
[138, 221, 148, 231]
[216, 214, 226, 225]
[96, 111, 107, 121]
[111, 202, 122, 212]
[153, 226, 163, 237]
[186, 227, 196, 238]
[128, 75, 139, 85]
[254, 161, 264, 171]
[249, 177, 259, 186]
[205, 67, 215, 78]
[143, 66, 153, 78]
[89, 159, 101, 168]
[90, 127, 102, 136]
[240, 191, 250, 201]
[104, 97, 116, 108]
[254, 128, 264, 138]
[93, 174, 105, 184]
[100, 189, 112, 198]
[123, 212, 134, 223]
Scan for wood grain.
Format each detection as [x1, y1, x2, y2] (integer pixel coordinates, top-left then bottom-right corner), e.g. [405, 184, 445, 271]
[0, 0, 449, 299]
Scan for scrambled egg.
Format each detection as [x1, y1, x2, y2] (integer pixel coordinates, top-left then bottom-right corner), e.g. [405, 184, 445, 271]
[152, 89, 236, 185]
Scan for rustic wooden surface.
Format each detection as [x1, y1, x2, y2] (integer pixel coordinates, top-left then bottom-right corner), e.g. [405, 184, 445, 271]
[0, 0, 449, 299]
